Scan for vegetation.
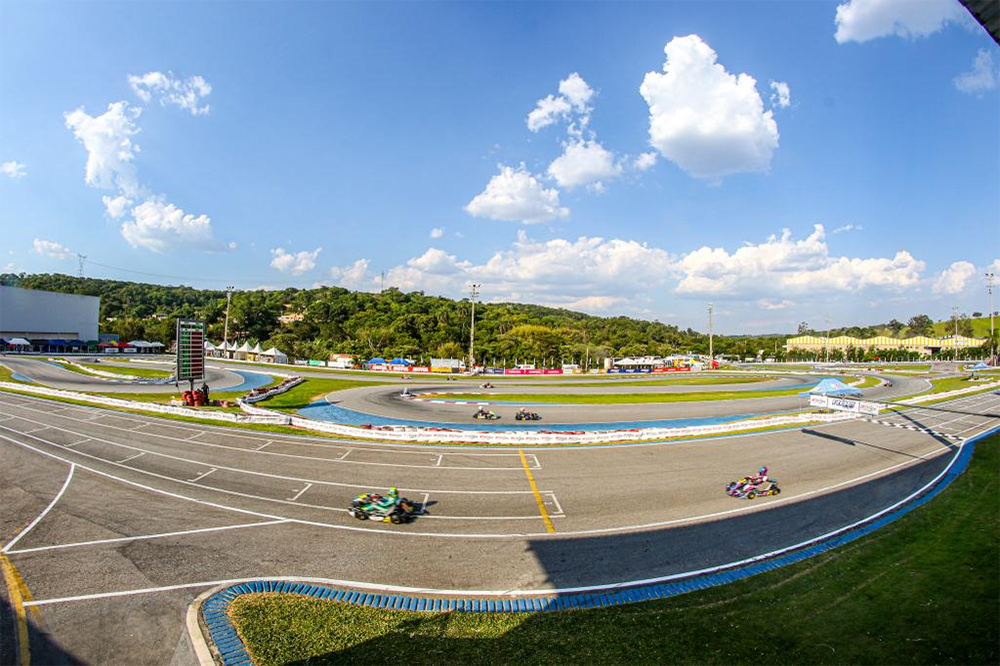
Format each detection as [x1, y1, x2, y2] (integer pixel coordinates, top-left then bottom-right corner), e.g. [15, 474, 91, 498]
[228, 435, 998, 665]
[419, 388, 808, 404]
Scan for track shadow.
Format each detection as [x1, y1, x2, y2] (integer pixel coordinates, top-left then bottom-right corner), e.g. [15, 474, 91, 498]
[801, 428, 953, 458]
[0, 597, 83, 665]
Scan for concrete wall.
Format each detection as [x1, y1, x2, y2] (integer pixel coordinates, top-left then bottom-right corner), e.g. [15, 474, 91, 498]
[0, 285, 100, 340]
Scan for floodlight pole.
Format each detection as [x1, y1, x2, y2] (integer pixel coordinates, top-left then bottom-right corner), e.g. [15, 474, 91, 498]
[988, 272, 995, 362]
[825, 315, 831, 363]
[707, 303, 714, 368]
[223, 286, 235, 346]
[468, 283, 480, 371]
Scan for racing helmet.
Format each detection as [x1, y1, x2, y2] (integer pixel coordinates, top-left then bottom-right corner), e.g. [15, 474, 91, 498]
[388, 486, 399, 498]
[759, 466, 768, 475]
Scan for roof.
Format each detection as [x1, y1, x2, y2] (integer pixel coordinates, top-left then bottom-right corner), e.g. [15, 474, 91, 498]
[800, 377, 863, 398]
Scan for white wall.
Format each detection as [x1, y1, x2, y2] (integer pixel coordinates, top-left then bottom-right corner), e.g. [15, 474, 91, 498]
[0, 286, 100, 340]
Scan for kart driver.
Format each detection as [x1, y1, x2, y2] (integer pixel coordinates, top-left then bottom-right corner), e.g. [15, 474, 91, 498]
[746, 466, 769, 490]
[375, 487, 399, 510]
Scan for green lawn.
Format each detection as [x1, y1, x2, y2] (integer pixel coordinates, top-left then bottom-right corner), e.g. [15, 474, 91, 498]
[542, 375, 772, 387]
[262, 377, 390, 412]
[931, 315, 997, 338]
[228, 433, 999, 666]
[76, 360, 173, 378]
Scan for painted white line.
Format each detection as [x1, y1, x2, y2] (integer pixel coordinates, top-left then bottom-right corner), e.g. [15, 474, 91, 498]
[64, 438, 90, 448]
[254, 441, 271, 451]
[188, 468, 217, 484]
[116, 452, 146, 464]
[186, 431, 205, 440]
[419, 492, 430, 514]
[337, 449, 351, 460]
[525, 453, 541, 469]
[435, 454, 443, 467]
[130, 422, 148, 431]
[7, 519, 290, 555]
[22, 426, 49, 435]
[288, 483, 313, 502]
[0, 415, 544, 495]
[546, 492, 564, 516]
[3, 464, 76, 553]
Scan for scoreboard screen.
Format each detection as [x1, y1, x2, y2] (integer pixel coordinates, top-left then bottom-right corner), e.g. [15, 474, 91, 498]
[176, 319, 206, 382]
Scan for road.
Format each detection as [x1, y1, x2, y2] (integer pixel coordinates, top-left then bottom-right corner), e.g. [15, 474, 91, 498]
[1, 388, 997, 663]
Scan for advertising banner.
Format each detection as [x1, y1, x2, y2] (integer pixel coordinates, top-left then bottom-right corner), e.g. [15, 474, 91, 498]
[608, 368, 652, 374]
[652, 366, 692, 373]
[485, 368, 505, 375]
[410, 366, 431, 373]
[809, 394, 829, 408]
[367, 363, 388, 372]
[811, 395, 880, 415]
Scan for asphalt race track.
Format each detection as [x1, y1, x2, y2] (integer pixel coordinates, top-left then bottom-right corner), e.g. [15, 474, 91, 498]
[1, 355, 248, 393]
[1, 384, 997, 663]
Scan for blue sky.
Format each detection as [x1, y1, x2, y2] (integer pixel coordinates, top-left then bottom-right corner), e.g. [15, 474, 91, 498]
[1, 0, 997, 333]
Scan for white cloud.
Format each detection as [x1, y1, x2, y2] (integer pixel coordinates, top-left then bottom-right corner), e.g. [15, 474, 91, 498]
[769, 81, 791, 109]
[834, 0, 967, 43]
[465, 164, 569, 223]
[758, 298, 795, 310]
[833, 223, 864, 234]
[120, 198, 219, 253]
[547, 139, 621, 189]
[672, 224, 925, 296]
[64, 102, 141, 194]
[933, 260, 977, 294]
[32, 238, 73, 260]
[526, 72, 594, 132]
[633, 152, 658, 171]
[102, 195, 133, 219]
[527, 94, 574, 132]
[639, 34, 779, 180]
[2, 161, 26, 178]
[128, 71, 212, 115]
[430, 227, 445, 239]
[954, 49, 998, 95]
[328, 258, 373, 290]
[270, 247, 322, 275]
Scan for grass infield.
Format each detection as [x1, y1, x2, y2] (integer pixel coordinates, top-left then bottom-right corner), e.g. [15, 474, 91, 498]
[227, 433, 998, 665]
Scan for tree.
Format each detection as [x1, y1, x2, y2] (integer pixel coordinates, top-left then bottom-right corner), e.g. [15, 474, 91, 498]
[906, 314, 934, 336]
[888, 319, 904, 336]
[797, 321, 810, 335]
[958, 315, 974, 338]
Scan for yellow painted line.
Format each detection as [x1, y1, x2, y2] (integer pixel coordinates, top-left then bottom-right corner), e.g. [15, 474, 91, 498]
[518, 449, 556, 533]
[1, 552, 33, 665]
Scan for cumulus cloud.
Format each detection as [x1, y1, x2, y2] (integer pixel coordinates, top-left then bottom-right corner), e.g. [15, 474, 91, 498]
[430, 227, 444, 239]
[933, 260, 977, 294]
[639, 34, 779, 180]
[327, 258, 373, 290]
[526, 72, 594, 132]
[954, 49, 998, 95]
[64, 101, 141, 194]
[32, 238, 73, 260]
[120, 198, 219, 253]
[2, 161, 26, 178]
[833, 223, 863, 234]
[759, 298, 795, 310]
[102, 195, 133, 219]
[547, 139, 621, 190]
[834, 0, 968, 43]
[769, 81, 791, 109]
[465, 164, 569, 223]
[270, 247, 322, 275]
[633, 152, 658, 171]
[128, 71, 212, 115]
[672, 224, 925, 296]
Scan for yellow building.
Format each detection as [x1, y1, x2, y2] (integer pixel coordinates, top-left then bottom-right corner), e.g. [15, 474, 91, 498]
[785, 334, 985, 356]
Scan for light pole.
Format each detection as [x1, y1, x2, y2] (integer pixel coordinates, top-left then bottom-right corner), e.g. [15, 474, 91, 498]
[223, 286, 235, 347]
[707, 303, 714, 368]
[988, 272, 995, 362]
[468, 283, 480, 370]
[825, 315, 831, 363]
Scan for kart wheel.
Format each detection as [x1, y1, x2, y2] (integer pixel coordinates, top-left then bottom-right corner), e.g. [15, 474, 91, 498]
[355, 512, 367, 520]
[390, 513, 403, 524]
[773, 488, 781, 495]
[747, 491, 756, 499]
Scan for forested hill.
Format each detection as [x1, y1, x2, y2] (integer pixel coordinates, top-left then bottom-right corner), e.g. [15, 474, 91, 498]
[3, 272, 785, 363]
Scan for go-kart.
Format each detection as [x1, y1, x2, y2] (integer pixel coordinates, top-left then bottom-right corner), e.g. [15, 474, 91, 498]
[515, 411, 542, 421]
[349, 493, 418, 524]
[726, 476, 780, 499]
[473, 410, 501, 420]
[480, 382, 494, 389]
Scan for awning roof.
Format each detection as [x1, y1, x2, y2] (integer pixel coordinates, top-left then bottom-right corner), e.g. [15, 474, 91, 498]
[799, 377, 863, 398]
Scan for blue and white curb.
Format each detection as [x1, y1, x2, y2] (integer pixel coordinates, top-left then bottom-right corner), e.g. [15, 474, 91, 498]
[195, 426, 998, 665]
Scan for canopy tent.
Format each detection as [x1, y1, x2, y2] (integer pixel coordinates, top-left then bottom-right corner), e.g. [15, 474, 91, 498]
[251, 342, 264, 354]
[1, 337, 31, 351]
[799, 377, 863, 398]
[233, 341, 252, 360]
[204, 341, 217, 351]
[388, 357, 413, 366]
[260, 346, 289, 364]
[966, 361, 992, 371]
[367, 357, 386, 364]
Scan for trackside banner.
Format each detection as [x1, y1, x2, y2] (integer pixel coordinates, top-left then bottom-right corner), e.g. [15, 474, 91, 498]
[504, 368, 564, 375]
[810, 394, 880, 415]
[652, 367, 692, 373]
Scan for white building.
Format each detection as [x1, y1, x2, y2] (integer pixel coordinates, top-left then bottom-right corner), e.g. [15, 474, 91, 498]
[0, 285, 99, 340]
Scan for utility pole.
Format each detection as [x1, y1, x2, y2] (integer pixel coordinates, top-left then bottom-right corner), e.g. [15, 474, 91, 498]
[77, 254, 87, 278]
[468, 283, 480, 370]
[708, 303, 714, 368]
[380, 270, 386, 293]
[988, 272, 995, 362]
[825, 315, 831, 363]
[952, 306, 959, 360]
[223, 286, 235, 346]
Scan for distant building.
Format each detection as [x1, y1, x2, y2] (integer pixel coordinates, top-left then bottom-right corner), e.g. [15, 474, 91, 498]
[279, 312, 304, 324]
[0, 285, 99, 341]
[785, 334, 986, 356]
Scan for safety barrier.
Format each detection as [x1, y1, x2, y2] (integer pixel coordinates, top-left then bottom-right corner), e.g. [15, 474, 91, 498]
[241, 376, 304, 404]
[0, 381, 290, 425]
[898, 380, 1000, 405]
[61, 359, 174, 384]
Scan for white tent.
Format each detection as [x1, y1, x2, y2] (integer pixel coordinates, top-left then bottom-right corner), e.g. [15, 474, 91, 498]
[233, 341, 252, 360]
[261, 347, 289, 364]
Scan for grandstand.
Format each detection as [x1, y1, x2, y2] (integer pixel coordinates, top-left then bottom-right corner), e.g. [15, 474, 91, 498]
[785, 334, 986, 356]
